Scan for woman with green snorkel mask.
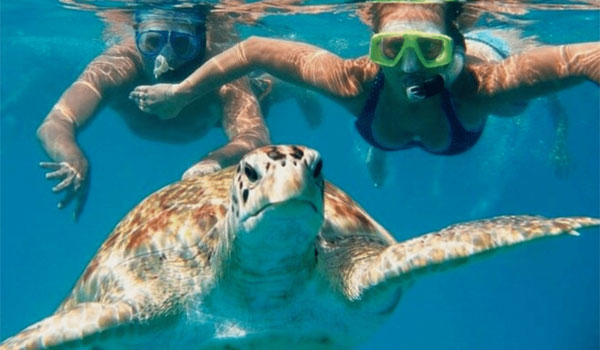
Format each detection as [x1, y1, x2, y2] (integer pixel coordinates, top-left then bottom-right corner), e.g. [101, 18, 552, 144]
[130, 2, 600, 184]
[369, 25, 464, 102]
[37, 6, 273, 219]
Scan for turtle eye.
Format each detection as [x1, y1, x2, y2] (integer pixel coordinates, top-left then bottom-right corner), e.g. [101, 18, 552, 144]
[244, 164, 259, 182]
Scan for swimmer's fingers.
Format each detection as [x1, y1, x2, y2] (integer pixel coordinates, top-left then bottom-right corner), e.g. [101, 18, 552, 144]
[72, 176, 89, 221]
[41, 161, 78, 190]
[129, 94, 150, 113]
[71, 172, 85, 192]
[56, 176, 84, 209]
[131, 84, 174, 102]
[56, 172, 88, 221]
[57, 187, 77, 209]
[39, 161, 62, 170]
[45, 167, 69, 180]
[53, 173, 75, 192]
[132, 100, 156, 115]
[133, 85, 150, 93]
[129, 86, 152, 99]
[182, 160, 222, 180]
[40, 160, 88, 218]
[128, 90, 146, 103]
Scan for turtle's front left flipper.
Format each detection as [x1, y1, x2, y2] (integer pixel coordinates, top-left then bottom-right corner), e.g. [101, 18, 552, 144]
[350, 215, 599, 300]
[0, 301, 136, 350]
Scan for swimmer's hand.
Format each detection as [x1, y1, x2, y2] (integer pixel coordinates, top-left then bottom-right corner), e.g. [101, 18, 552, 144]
[182, 159, 222, 180]
[39, 161, 89, 221]
[129, 83, 184, 120]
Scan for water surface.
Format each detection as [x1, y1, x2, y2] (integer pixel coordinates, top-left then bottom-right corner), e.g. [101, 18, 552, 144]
[1, 1, 598, 349]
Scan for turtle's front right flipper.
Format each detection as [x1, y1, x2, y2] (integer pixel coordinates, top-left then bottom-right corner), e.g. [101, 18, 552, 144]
[349, 215, 599, 300]
[0, 301, 136, 350]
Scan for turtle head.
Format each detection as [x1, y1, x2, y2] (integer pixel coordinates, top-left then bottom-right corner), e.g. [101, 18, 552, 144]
[227, 145, 325, 271]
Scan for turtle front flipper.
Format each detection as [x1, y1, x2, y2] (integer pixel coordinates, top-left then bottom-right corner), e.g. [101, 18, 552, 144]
[347, 215, 599, 300]
[0, 301, 136, 350]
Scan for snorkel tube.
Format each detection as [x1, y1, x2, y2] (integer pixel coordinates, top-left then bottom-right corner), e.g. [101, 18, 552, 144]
[438, 14, 466, 89]
[153, 55, 171, 78]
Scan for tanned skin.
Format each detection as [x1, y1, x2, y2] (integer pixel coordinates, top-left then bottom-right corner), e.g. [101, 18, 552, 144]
[38, 7, 271, 219]
[130, 3, 599, 183]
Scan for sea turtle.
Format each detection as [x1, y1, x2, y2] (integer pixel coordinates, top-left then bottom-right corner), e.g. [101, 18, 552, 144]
[1, 145, 597, 350]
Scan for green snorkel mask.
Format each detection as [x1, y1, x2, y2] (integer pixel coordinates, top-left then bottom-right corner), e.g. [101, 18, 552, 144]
[371, 0, 463, 3]
[369, 30, 454, 69]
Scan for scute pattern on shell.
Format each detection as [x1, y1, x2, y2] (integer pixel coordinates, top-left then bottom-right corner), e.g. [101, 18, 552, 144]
[56, 155, 391, 314]
[321, 182, 395, 244]
[1, 145, 598, 350]
[57, 168, 235, 313]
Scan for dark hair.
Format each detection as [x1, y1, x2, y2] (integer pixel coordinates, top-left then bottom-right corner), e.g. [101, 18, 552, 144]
[444, 3, 466, 49]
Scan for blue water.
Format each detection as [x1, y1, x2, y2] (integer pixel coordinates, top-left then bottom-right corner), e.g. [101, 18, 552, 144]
[1, 2, 599, 349]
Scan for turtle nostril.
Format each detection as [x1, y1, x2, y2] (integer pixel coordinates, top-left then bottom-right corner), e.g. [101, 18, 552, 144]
[244, 164, 259, 182]
[313, 159, 323, 178]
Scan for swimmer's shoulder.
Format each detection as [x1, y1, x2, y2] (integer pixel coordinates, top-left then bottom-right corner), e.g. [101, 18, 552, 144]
[326, 56, 379, 116]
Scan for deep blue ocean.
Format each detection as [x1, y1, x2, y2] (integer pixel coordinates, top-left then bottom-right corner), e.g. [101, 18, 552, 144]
[1, 1, 599, 349]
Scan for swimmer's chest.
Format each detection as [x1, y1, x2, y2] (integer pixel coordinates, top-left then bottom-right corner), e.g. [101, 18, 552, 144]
[371, 95, 488, 150]
[111, 93, 223, 143]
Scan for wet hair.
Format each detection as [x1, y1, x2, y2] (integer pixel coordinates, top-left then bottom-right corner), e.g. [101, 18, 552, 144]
[133, 8, 208, 38]
[443, 2, 466, 49]
[133, 7, 208, 62]
[366, 3, 466, 49]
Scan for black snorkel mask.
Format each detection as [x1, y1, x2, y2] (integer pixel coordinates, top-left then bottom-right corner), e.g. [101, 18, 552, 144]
[136, 30, 205, 60]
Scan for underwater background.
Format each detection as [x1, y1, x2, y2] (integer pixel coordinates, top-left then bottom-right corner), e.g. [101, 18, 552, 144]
[1, 1, 599, 349]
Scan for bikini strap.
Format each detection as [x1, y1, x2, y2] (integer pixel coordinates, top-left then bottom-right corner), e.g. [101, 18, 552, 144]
[355, 70, 404, 151]
[356, 71, 484, 154]
[439, 89, 484, 155]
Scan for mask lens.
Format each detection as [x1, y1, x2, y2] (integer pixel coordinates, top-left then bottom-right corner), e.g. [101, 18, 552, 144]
[137, 31, 166, 56]
[381, 36, 405, 60]
[416, 37, 444, 61]
[171, 33, 198, 59]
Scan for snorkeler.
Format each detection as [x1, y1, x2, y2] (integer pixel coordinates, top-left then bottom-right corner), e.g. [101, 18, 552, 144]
[129, 2, 600, 185]
[37, 7, 271, 219]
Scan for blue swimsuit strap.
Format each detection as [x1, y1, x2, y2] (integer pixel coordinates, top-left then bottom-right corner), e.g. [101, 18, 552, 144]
[355, 70, 484, 155]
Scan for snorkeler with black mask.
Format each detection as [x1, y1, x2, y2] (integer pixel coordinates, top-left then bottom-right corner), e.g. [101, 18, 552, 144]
[37, 7, 271, 219]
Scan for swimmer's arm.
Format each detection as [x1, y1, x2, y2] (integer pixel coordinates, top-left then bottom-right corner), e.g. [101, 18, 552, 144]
[38, 43, 142, 166]
[208, 78, 271, 167]
[174, 36, 378, 100]
[469, 42, 600, 101]
[181, 78, 271, 179]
